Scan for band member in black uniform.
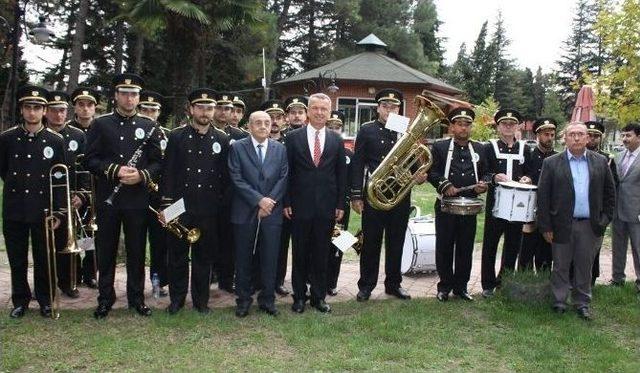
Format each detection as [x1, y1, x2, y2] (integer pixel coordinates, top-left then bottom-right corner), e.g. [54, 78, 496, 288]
[163, 88, 230, 314]
[585, 121, 618, 285]
[280, 95, 308, 142]
[350, 88, 428, 302]
[137, 90, 170, 297]
[211, 92, 236, 294]
[45, 91, 88, 299]
[481, 109, 529, 297]
[261, 99, 286, 142]
[428, 108, 488, 302]
[1, 86, 66, 318]
[326, 110, 353, 296]
[519, 118, 557, 272]
[69, 87, 99, 288]
[69, 87, 98, 134]
[84, 73, 163, 318]
[227, 94, 250, 140]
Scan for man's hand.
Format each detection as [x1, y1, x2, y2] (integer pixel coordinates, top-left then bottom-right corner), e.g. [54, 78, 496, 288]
[473, 181, 488, 194]
[543, 231, 553, 244]
[283, 207, 292, 220]
[443, 185, 458, 197]
[157, 211, 167, 225]
[258, 208, 270, 218]
[71, 195, 83, 209]
[119, 167, 142, 185]
[52, 216, 61, 230]
[335, 209, 344, 221]
[351, 199, 363, 215]
[494, 173, 509, 183]
[413, 170, 428, 185]
[259, 197, 276, 214]
[519, 176, 532, 184]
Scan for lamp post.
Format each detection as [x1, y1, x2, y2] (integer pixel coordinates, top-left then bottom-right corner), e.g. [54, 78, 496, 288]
[3, 1, 55, 127]
[303, 69, 339, 95]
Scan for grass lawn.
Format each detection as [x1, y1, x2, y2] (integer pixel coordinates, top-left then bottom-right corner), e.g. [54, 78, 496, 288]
[2, 284, 639, 371]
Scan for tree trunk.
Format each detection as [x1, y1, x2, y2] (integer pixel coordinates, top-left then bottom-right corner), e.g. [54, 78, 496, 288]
[67, 0, 89, 92]
[113, 20, 125, 74]
[133, 32, 144, 74]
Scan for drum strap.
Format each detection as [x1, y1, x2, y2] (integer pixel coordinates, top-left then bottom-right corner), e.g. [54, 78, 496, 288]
[490, 139, 525, 180]
[444, 139, 479, 183]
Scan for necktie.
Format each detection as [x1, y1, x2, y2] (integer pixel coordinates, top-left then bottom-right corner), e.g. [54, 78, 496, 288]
[257, 144, 264, 165]
[622, 152, 634, 176]
[313, 130, 321, 166]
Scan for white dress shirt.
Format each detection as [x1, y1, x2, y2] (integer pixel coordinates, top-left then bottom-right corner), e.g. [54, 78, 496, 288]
[251, 136, 268, 162]
[306, 125, 326, 160]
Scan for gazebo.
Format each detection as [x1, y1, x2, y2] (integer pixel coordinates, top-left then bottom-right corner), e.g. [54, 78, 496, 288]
[272, 34, 464, 137]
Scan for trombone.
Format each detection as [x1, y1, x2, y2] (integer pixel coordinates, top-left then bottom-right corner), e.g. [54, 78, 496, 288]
[44, 163, 83, 319]
[74, 156, 99, 278]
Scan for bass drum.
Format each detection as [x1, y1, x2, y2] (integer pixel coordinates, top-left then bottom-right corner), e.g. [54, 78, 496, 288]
[401, 209, 436, 274]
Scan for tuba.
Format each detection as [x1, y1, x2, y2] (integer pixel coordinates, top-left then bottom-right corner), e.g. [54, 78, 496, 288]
[366, 92, 445, 210]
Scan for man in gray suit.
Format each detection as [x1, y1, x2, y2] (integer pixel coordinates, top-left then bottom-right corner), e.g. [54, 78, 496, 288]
[228, 111, 288, 317]
[537, 122, 616, 320]
[611, 123, 640, 290]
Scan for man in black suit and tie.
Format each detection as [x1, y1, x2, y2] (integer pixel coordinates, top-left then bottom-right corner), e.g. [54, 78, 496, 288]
[284, 93, 347, 314]
[229, 111, 288, 317]
[537, 122, 615, 320]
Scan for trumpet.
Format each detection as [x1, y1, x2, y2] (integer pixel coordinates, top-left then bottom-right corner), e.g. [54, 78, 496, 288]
[149, 205, 201, 244]
[44, 164, 83, 319]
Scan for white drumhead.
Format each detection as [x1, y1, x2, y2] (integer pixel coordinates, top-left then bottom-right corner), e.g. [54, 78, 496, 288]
[401, 218, 436, 274]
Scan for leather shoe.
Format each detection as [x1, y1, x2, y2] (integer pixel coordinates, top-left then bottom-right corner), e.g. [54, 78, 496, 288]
[40, 305, 53, 318]
[258, 304, 279, 316]
[275, 285, 290, 296]
[195, 306, 211, 315]
[235, 304, 250, 318]
[327, 288, 338, 296]
[385, 287, 411, 300]
[134, 303, 152, 317]
[310, 299, 331, 313]
[436, 291, 449, 302]
[94, 303, 110, 319]
[10, 305, 27, 318]
[356, 290, 370, 302]
[291, 299, 305, 313]
[166, 302, 183, 315]
[62, 287, 80, 298]
[84, 279, 98, 289]
[552, 305, 566, 314]
[454, 291, 474, 301]
[482, 288, 495, 298]
[577, 307, 592, 321]
[219, 283, 235, 294]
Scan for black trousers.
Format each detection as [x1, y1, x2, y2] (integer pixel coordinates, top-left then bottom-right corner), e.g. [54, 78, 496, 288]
[519, 228, 552, 272]
[215, 206, 234, 288]
[148, 210, 169, 287]
[277, 217, 292, 286]
[358, 197, 410, 292]
[481, 212, 523, 290]
[435, 203, 476, 293]
[4, 220, 54, 307]
[95, 208, 147, 307]
[168, 214, 217, 308]
[291, 216, 334, 302]
[235, 221, 280, 307]
[327, 207, 350, 290]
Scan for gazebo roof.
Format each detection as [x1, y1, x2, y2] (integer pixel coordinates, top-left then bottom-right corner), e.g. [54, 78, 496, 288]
[274, 35, 463, 95]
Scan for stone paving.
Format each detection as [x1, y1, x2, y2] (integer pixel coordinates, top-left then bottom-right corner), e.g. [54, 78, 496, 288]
[0, 243, 634, 312]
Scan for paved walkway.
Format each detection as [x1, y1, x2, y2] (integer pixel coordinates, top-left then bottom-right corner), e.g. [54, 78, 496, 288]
[0, 243, 634, 311]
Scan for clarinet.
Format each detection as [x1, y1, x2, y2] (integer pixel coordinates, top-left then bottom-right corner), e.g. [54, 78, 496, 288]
[105, 126, 157, 206]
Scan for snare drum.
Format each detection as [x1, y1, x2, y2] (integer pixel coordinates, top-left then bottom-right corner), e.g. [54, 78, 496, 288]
[492, 181, 537, 222]
[401, 216, 436, 274]
[441, 197, 484, 215]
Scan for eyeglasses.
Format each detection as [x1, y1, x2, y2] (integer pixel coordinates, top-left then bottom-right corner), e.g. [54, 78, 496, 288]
[565, 132, 587, 138]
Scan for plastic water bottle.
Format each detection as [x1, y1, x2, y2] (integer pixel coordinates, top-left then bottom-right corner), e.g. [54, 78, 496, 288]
[152, 273, 160, 299]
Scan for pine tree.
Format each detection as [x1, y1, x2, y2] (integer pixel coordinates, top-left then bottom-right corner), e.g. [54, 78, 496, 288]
[467, 21, 493, 103]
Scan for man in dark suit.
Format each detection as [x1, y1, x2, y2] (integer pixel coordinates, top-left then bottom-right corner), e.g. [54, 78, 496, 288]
[284, 93, 347, 314]
[229, 111, 288, 317]
[537, 122, 616, 320]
